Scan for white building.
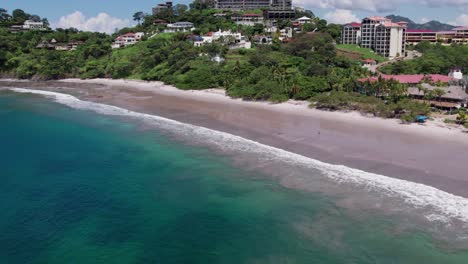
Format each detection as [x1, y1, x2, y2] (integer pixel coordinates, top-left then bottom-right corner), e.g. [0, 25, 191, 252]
[164, 22, 195, 33]
[279, 27, 293, 41]
[449, 68, 464, 80]
[356, 16, 406, 59]
[360, 16, 390, 49]
[295, 16, 312, 25]
[374, 22, 406, 59]
[231, 13, 264, 26]
[341, 22, 361, 45]
[112, 32, 145, 48]
[192, 30, 252, 49]
[23, 20, 46, 30]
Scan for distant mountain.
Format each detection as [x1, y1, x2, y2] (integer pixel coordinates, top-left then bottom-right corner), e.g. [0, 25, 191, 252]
[385, 15, 455, 31]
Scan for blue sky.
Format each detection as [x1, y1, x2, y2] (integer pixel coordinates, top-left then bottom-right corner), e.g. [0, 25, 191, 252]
[2, 0, 467, 33]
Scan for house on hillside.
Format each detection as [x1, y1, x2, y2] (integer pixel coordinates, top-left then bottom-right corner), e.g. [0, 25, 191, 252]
[164, 22, 195, 33]
[253, 35, 273, 45]
[152, 1, 173, 16]
[10, 20, 47, 33]
[190, 30, 252, 49]
[154, 19, 169, 26]
[36, 39, 84, 51]
[295, 16, 312, 25]
[36, 39, 56, 50]
[231, 13, 264, 26]
[112, 32, 145, 49]
[23, 20, 46, 30]
[361, 59, 377, 67]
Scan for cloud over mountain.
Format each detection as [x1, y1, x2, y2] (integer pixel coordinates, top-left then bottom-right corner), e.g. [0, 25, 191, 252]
[324, 9, 360, 24]
[53, 11, 131, 34]
[294, 0, 468, 12]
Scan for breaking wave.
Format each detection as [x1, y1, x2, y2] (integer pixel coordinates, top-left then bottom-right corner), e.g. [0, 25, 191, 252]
[8, 87, 468, 226]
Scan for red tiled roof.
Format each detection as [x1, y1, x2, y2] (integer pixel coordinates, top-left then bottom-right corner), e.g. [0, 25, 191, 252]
[346, 22, 361, 27]
[362, 59, 376, 63]
[120, 32, 136, 37]
[358, 74, 454, 84]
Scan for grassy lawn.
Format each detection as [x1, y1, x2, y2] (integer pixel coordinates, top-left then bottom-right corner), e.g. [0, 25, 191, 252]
[336, 44, 387, 63]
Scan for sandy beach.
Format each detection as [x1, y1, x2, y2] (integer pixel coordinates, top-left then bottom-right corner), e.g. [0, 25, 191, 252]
[1, 78, 468, 198]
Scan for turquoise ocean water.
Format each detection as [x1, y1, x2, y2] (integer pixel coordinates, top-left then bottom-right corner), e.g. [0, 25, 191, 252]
[1, 91, 468, 263]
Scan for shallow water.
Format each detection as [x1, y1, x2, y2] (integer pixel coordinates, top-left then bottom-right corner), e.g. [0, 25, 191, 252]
[1, 91, 468, 263]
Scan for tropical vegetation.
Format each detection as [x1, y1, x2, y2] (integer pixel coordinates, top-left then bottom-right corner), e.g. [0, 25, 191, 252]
[0, 5, 452, 123]
[380, 41, 468, 75]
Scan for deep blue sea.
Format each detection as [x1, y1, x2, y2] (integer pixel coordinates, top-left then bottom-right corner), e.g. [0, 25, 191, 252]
[1, 90, 468, 263]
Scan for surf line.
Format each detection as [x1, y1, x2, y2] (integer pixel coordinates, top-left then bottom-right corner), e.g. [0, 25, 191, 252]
[8, 87, 468, 225]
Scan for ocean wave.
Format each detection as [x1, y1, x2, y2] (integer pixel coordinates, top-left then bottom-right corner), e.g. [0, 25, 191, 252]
[8, 87, 468, 225]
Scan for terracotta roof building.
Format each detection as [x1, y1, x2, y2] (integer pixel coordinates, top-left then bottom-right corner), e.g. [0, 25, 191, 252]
[342, 22, 362, 45]
[342, 16, 406, 59]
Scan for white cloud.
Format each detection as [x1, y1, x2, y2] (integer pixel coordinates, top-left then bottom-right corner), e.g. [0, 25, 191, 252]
[294, 0, 401, 12]
[323, 9, 360, 24]
[454, 13, 468, 25]
[294, 0, 468, 12]
[420, 17, 430, 23]
[53, 11, 131, 34]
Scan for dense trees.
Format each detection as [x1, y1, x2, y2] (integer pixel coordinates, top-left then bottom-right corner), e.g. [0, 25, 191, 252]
[380, 42, 468, 75]
[0, 6, 439, 122]
[133, 12, 145, 24]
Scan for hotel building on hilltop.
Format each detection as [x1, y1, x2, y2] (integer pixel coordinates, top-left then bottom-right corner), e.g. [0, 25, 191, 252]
[152, 1, 173, 16]
[342, 16, 406, 59]
[341, 22, 361, 45]
[214, 0, 270, 9]
[405, 27, 468, 45]
[214, 0, 295, 19]
[405, 29, 437, 44]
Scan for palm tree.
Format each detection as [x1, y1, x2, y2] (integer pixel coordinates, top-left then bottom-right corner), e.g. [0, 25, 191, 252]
[416, 84, 424, 96]
[233, 60, 241, 75]
[423, 89, 434, 104]
[433, 88, 446, 102]
[388, 79, 407, 103]
[289, 83, 301, 97]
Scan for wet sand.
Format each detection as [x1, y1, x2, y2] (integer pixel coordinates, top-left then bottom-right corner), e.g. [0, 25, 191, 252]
[2, 79, 468, 198]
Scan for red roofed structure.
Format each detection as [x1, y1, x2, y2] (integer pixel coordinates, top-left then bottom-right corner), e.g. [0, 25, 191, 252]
[406, 29, 437, 44]
[112, 32, 144, 49]
[342, 22, 362, 45]
[347, 22, 362, 27]
[358, 74, 454, 84]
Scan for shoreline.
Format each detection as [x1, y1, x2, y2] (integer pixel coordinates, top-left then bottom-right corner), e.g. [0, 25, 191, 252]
[1, 78, 468, 198]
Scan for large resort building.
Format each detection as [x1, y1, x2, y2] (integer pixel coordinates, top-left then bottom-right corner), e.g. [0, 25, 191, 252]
[406, 27, 468, 45]
[341, 22, 361, 45]
[152, 1, 173, 16]
[214, 0, 295, 19]
[405, 29, 437, 44]
[214, 0, 271, 10]
[342, 16, 406, 59]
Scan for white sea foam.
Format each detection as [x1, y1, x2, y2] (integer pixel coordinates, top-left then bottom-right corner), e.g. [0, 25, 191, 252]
[8, 88, 468, 225]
